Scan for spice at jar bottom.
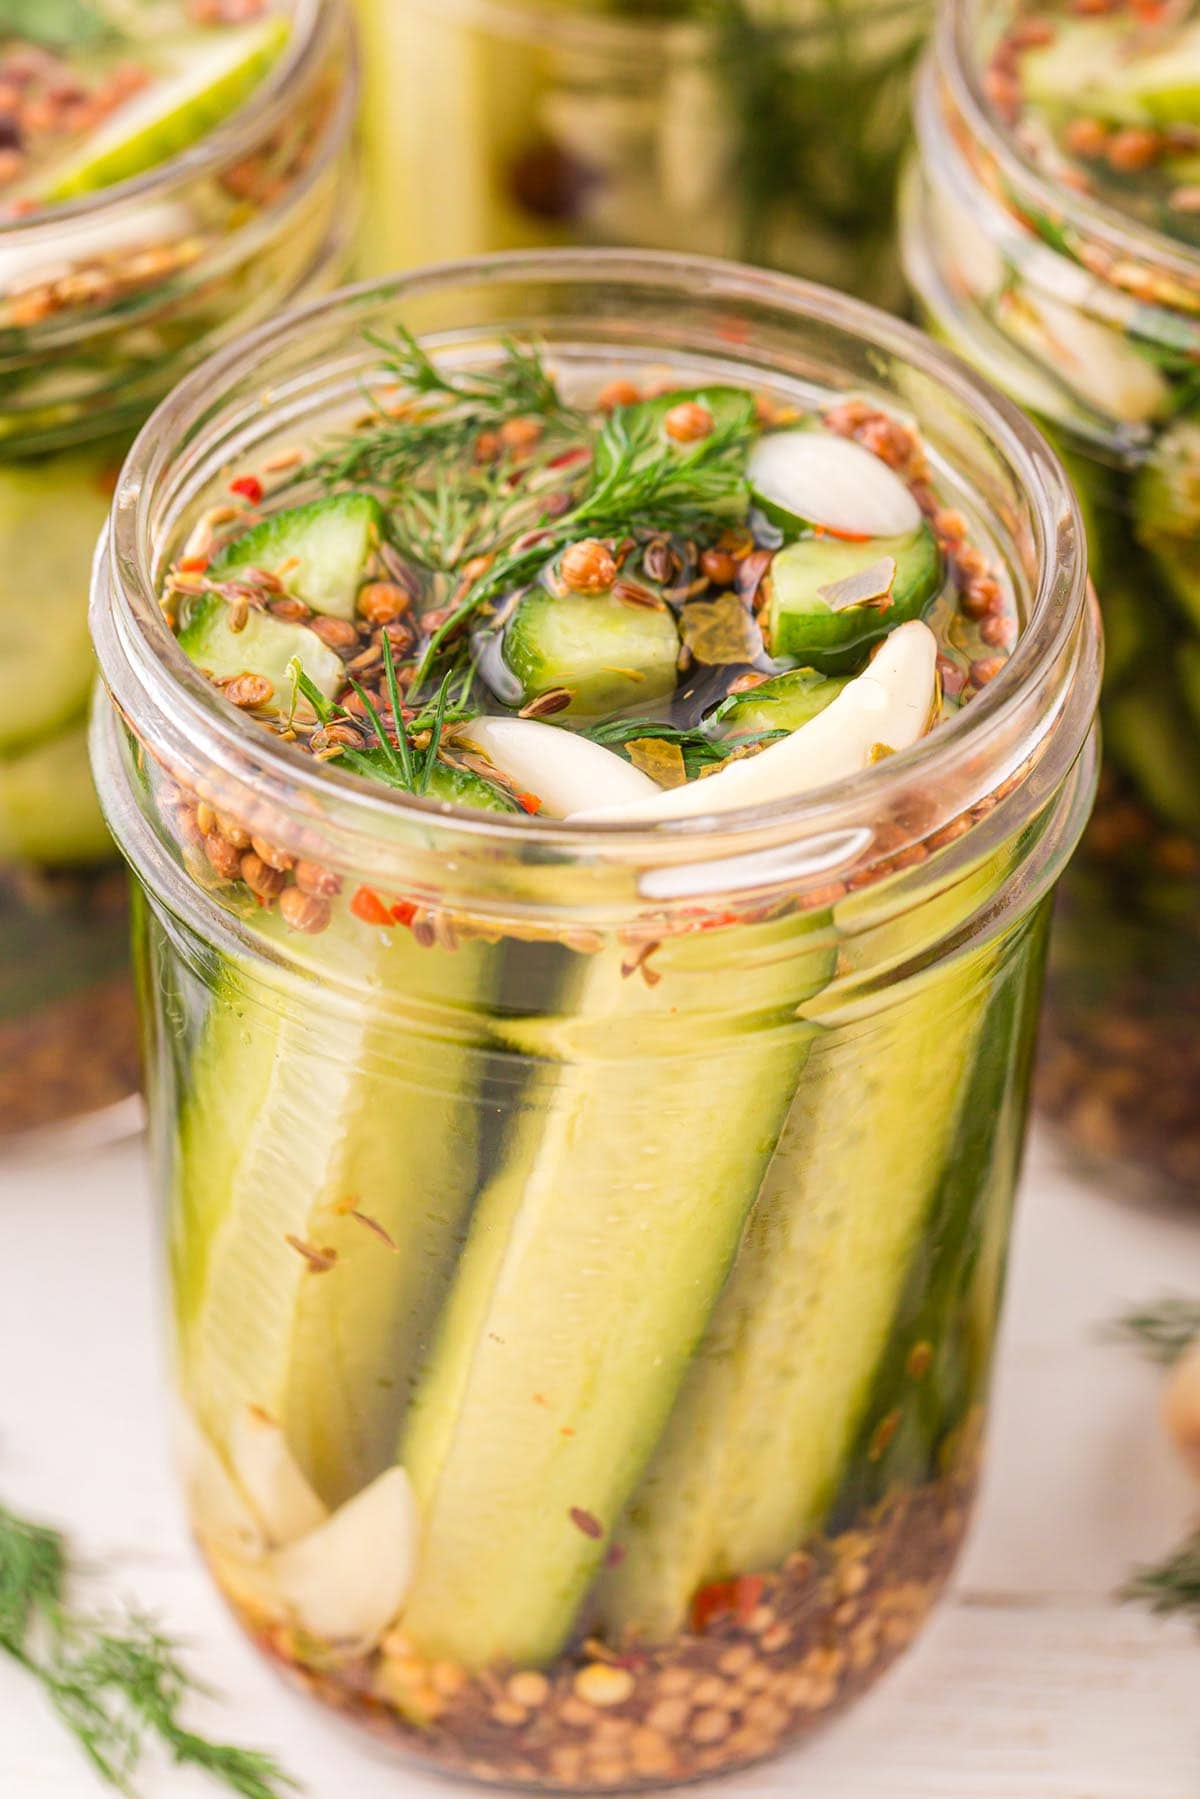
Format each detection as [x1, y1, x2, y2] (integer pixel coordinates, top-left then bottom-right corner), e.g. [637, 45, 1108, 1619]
[89, 257, 1097, 1788]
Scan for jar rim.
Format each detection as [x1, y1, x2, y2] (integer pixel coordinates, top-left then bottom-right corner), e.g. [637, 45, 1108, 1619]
[93, 248, 1096, 874]
[935, 0, 1200, 291]
[0, 0, 342, 237]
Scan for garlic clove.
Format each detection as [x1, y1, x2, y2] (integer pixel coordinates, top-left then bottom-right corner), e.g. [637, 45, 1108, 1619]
[1163, 1341, 1200, 1482]
[457, 714, 660, 818]
[749, 429, 923, 538]
[266, 1465, 420, 1651]
[228, 1405, 328, 1548]
[173, 1409, 265, 1560]
[571, 621, 939, 825]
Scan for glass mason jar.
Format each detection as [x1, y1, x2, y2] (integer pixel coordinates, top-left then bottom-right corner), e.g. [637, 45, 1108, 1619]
[0, 0, 357, 1149]
[90, 253, 1096, 1790]
[904, 0, 1200, 1202]
[352, 0, 931, 307]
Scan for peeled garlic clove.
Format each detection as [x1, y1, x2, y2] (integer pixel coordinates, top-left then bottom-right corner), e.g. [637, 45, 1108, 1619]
[228, 1405, 328, 1547]
[749, 429, 922, 538]
[457, 714, 660, 818]
[572, 620, 939, 825]
[267, 1466, 420, 1650]
[1163, 1341, 1200, 1481]
[172, 1409, 265, 1560]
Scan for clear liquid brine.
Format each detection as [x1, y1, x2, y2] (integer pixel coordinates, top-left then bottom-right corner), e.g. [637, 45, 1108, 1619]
[136, 329, 1055, 1791]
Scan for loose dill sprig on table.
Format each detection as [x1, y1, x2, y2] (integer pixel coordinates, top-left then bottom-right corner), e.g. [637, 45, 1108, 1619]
[0, 1499, 296, 1798]
[300, 329, 578, 499]
[411, 401, 758, 690]
[1121, 1529, 1200, 1624]
[1111, 1298, 1200, 1366]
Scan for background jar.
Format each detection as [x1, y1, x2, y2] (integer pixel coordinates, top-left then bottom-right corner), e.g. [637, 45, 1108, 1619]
[904, 0, 1200, 1204]
[0, 0, 356, 1151]
[90, 252, 1097, 1789]
[352, 0, 931, 307]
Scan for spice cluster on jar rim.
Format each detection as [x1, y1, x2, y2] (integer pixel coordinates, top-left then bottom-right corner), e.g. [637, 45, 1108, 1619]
[157, 328, 1021, 870]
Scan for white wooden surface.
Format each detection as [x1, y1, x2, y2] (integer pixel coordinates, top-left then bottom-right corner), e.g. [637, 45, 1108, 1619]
[1, 1129, 1196, 1797]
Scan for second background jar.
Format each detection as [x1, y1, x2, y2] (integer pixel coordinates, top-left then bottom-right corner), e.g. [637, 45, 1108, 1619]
[352, 0, 930, 308]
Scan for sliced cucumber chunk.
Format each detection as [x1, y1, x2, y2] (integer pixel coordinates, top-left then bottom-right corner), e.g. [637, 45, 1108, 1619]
[397, 913, 833, 1671]
[749, 428, 923, 540]
[43, 15, 292, 202]
[500, 585, 680, 719]
[0, 719, 110, 865]
[210, 494, 385, 622]
[425, 760, 521, 813]
[708, 667, 850, 739]
[1021, 16, 1200, 129]
[766, 524, 942, 672]
[0, 453, 112, 755]
[178, 593, 343, 710]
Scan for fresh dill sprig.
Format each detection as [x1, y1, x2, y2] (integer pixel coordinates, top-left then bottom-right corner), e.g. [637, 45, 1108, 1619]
[1111, 1298, 1200, 1366]
[0, 1499, 295, 1799]
[300, 330, 578, 502]
[1120, 1529, 1200, 1624]
[289, 646, 469, 799]
[411, 400, 758, 690]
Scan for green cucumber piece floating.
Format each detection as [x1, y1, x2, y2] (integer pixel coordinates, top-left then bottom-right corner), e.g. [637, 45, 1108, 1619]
[42, 14, 292, 202]
[500, 586, 681, 719]
[593, 386, 757, 520]
[178, 593, 343, 709]
[766, 523, 942, 672]
[749, 427, 923, 540]
[708, 667, 850, 739]
[1020, 16, 1200, 129]
[0, 453, 113, 755]
[209, 494, 385, 622]
[0, 718, 110, 865]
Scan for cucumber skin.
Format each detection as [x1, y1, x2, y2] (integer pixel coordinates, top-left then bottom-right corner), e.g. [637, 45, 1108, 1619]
[209, 494, 385, 621]
[397, 912, 832, 1671]
[169, 903, 503, 1511]
[594, 849, 1026, 1644]
[501, 587, 681, 720]
[831, 902, 1048, 1524]
[768, 524, 943, 673]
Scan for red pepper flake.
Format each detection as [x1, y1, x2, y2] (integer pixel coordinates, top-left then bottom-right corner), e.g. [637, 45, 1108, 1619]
[690, 1580, 735, 1633]
[732, 1573, 766, 1624]
[547, 446, 589, 470]
[604, 1542, 627, 1569]
[815, 524, 873, 544]
[351, 885, 394, 926]
[517, 791, 542, 815]
[390, 899, 418, 926]
[178, 554, 210, 574]
[229, 474, 264, 504]
[569, 1507, 604, 1540]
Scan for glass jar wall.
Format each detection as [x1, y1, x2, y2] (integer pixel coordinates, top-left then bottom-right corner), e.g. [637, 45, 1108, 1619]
[352, 0, 931, 306]
[904, 0, 1200, 1202]
[0, 0, 356, 1147]
[90, 254, 1097, 1789]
